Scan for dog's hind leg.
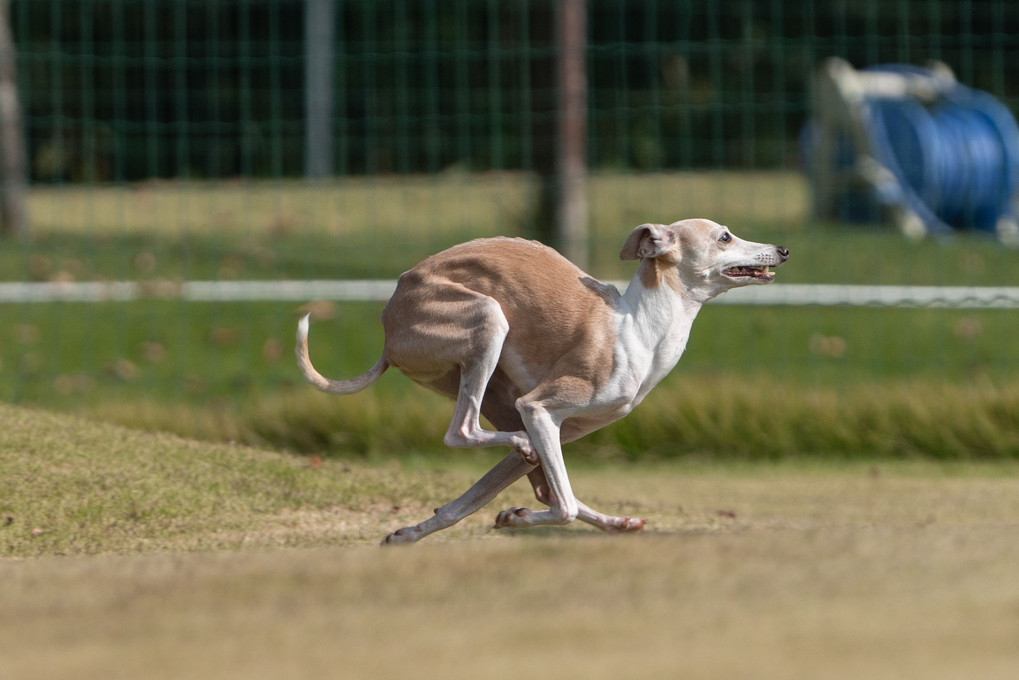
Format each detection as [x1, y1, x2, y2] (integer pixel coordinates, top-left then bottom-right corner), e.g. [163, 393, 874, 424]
[382, 382, 543, 545]
[382, 452, 536, 545]
[438, 295, 535, 461]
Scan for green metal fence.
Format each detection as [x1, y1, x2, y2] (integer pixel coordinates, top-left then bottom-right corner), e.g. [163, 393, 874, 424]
[12, 1, 1019, 181]
[2, 1, 1019, 449]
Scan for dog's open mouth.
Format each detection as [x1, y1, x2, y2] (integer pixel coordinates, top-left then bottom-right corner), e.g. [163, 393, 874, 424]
[723, 265, 774, 281]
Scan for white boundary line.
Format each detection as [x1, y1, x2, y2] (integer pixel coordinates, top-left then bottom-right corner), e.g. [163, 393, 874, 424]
[711, 284, 1019, 309]
[1, 280, 1018, 309]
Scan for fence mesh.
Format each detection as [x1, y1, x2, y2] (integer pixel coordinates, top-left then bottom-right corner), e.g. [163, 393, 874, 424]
[12, 1, 1019, 180]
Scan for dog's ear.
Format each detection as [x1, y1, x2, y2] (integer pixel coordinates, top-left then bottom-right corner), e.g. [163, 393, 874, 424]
[619, 223, 678, 260]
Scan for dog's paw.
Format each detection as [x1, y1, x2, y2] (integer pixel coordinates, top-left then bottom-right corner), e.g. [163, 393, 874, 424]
[512, 437, 539, 466]
[494, 507, 533, 529]
[380, 525, 422, 546]
[604, 516, 646, 534]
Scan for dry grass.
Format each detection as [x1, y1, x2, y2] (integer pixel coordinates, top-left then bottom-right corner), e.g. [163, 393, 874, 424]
[25, 171, 806, 239]
[25, 175, 532, 238]
[4, 511, 1019, 680]
[3, 404, 1019, 678]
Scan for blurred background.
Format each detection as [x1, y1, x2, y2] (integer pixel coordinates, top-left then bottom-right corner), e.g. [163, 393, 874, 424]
[1, 0, 1018, 459]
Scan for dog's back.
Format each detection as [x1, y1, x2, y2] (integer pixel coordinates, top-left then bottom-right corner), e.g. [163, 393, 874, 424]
[380, 237, 619, 395]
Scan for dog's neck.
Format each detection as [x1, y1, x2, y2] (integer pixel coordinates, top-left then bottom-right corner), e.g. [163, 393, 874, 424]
[624, 257, 719, 319]
[618, 260, 706, 385]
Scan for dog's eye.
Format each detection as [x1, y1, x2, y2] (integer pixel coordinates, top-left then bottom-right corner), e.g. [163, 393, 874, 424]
[719, 233, 731, 244]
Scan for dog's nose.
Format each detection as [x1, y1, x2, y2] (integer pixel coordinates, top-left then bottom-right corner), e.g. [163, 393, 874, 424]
[776, 246, 790, 260]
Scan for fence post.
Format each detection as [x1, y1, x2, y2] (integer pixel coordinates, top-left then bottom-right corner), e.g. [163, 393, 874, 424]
[556, 0, 588, 269]
[0, 0, 28, 238]
[304, 0, 334, 179]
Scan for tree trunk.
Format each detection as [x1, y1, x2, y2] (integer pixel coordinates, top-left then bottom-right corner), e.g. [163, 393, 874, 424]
[555, 0, 588, 269]
[0, 0, 28, 238]
[304, 0, 334, 179]
[529, 0, 588, 267]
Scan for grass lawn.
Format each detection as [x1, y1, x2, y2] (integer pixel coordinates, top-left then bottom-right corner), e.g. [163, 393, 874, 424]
[2, 172, 1018, 459]
[4, 173, 1019, 679]
[2, 403, 1019, 679]
[3, 298, 1019, 458]
[4, 172, 1014, 285]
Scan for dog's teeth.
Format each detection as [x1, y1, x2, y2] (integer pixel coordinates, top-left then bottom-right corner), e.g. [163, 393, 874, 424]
[762, 266, 770, 274]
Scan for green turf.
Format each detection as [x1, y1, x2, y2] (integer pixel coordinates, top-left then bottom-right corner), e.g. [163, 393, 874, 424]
[2, 173, 1018, 459]
[4, 173, 1014, 285]
[6, 175, 1019, 680]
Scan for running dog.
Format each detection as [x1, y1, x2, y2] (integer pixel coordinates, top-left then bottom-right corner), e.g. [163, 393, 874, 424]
[296, 219, 789, 544]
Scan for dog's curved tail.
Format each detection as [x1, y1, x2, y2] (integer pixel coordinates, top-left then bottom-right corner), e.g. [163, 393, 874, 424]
[296, 314, 389, 395]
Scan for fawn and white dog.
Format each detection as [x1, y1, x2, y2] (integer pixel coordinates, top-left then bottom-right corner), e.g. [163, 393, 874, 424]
[296, 219, 789, 544]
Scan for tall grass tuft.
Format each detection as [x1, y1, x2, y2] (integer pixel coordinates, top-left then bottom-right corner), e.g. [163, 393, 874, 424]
[86, 377, 1019, 461]
[596, 377, 1019, 460]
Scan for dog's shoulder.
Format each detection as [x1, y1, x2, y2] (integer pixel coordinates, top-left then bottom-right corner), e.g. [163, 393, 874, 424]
[580, 276, 621, 305]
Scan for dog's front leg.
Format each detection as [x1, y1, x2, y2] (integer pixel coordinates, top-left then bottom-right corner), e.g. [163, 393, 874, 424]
[524, 468, 646, 533]
[494, 400, 579, 529]
[381, 452, 536, 545]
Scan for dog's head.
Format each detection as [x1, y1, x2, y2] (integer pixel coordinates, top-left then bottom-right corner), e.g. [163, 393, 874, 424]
[620, 218, 789, 299]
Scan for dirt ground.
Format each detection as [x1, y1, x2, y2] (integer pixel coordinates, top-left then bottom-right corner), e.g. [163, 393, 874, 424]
[3, 463, 1019, 680]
